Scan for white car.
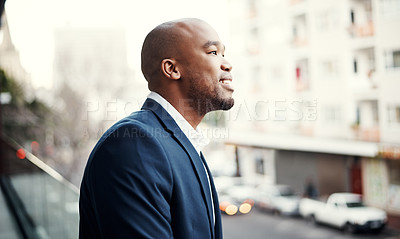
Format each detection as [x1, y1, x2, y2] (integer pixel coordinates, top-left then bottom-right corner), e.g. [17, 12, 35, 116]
[299, 193, 387, 233]
[254, 184, 301, 216]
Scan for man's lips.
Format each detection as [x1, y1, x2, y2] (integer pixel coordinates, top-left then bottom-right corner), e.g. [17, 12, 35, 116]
[219, 78, 234, 91]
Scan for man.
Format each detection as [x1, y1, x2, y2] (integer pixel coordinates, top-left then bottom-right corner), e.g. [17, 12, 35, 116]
[79, 18, 234, 239]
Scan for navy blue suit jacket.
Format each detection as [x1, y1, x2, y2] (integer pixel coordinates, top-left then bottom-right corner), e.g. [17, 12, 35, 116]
[79, 98, 222, 239]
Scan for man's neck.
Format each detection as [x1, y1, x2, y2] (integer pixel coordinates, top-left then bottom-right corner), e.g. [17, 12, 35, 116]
[157, 92, 204, 129]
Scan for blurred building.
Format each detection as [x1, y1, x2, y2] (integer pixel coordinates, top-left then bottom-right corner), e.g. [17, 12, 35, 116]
[53, 27, 140, 101]
[0, 11, 33, 101]
[52, 28, 146, 185]
[225, 0, 400, 218]
[1, 9, 79, 238]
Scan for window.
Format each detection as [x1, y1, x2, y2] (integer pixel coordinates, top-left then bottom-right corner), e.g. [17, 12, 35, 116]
[248, 0, 258, 18]
[323, 106, 342, 124]
[267, 66, 284, 83]
[316, 8, 339, 33]
[394, 51, 400, 68]
[388, 160, 400, 185]
[388, 105, 400, 124]
[292, 14, 308, 46]
[380, 0, 400, 18]
[255, 157, 264, 175]
[385, 49, 400, 69]
[358, 100, 379, 127]
[353, 59, 358, 73]
[295, 59, 310, 91]
[320, 60, 339, 78]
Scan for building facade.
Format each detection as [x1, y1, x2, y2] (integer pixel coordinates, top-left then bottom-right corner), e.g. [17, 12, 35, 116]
[224, 0, 400, 216]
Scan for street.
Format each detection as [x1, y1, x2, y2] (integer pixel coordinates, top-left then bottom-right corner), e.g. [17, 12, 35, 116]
[222, 208, 400, 239]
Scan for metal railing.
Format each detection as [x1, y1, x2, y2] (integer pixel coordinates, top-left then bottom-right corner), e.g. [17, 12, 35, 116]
[0, 136, 79, 239]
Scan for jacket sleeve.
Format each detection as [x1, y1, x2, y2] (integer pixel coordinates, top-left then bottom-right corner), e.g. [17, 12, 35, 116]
[83, 124, 174, 238]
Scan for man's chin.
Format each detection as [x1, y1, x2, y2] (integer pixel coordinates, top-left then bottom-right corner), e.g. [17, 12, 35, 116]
[221, 98, 234, 111]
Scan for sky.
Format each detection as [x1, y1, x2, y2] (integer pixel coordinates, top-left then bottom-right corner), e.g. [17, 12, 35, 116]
[4, 0, 230, 89]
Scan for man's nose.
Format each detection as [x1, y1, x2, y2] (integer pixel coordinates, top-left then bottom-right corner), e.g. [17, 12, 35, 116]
[221, 60, 232, 72]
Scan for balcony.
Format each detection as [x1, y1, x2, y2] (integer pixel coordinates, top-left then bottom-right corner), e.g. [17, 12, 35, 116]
[348, 0, 374, 40]
[352, 100, 380, 142]
[0, 137, 79, 239]
[347, 21, 374, 38]
[289, 0, 307, 16]
[291, 14, 308, 48]
[351, 125, 380, 142]
[351, 47, 377, 98]
[295, 59, 310, 92]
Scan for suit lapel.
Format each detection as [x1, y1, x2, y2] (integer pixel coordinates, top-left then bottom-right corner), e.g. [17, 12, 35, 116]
[201, 152, 222, 239]
[141, 98, 215, 238]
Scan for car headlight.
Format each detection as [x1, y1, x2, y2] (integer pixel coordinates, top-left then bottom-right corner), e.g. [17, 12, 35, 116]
[225, 205, 238, 216]
[219, 201, 231, 212]
[239, 203, 252, 214]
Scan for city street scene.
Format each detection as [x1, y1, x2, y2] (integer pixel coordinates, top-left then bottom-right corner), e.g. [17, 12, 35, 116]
[222, 209, 400, 239]
[1, 0, 400, 238]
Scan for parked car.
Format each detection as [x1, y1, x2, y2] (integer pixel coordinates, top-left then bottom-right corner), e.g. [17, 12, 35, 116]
[254, 184, 301, 216]
[299, 193, 387, 233]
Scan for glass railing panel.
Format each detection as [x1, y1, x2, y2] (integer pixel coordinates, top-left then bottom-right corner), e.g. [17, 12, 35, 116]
[0, 137, 79, 239]
[0, 185, 22, 239]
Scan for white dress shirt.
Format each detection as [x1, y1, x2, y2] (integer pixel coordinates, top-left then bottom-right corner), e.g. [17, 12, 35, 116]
[147, 92, 210, 153]
[147, 91, 215, 224]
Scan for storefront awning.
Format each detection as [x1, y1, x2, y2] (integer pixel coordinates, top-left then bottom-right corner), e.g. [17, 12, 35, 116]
[225, 130, 379, 158]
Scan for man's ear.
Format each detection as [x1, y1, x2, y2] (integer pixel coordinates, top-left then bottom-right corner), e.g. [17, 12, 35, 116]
[161, 59, 181, 80]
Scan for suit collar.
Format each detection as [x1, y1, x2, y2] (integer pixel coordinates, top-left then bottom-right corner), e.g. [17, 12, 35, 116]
[146, 92, 210, 153]
[141, 98, 178, 134]
[141, 98, 216, 238]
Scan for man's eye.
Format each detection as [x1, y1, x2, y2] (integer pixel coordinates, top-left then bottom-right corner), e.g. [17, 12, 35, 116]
[209, 51, 217, 55]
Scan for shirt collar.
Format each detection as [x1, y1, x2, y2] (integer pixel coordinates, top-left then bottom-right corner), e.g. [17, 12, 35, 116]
[147, 92, 210, 154]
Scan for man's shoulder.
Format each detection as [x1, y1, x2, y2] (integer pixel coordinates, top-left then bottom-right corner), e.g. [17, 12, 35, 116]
[88, 109, 168, 158]
[119, 109, 158, 127]
[104, 109, 162, 137]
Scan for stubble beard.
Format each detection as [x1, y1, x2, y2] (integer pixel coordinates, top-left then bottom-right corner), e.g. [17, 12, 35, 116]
[188, 77, 235, 116]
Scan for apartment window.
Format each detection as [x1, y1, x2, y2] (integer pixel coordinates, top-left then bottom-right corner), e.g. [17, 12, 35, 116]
[320, 60, 339, 78]
[268, 66, 284, 83]
[292, 14, 307, 46]
[316, 9, 339, 33]
[323, 106, 342, 124]
[295, 59, 310, 91]
[248, 0, 258, 18]
[385, 49, 400, 69]
[353, 59, 358, 73]
[358, 100, 379, 127]
[388, 160, 400, 184]
[380, 0, 400, 18]
[255, 157, 264, 175]
[388, 105, 400, 124]
[394, 51, 400, 68]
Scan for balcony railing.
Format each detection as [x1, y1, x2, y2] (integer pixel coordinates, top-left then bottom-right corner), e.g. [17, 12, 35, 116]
[0, 136, 79, 239]
[348, 21, 374, 38]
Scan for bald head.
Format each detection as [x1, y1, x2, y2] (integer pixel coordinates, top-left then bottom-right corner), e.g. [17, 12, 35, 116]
[141, 18, 234, 124]
[141, 18, 209, 89]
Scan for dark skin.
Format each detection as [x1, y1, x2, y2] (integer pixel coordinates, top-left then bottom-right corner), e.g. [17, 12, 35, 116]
[141, 18, 234, 128]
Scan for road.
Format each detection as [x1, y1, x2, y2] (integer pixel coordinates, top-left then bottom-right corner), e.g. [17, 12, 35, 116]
[222, 208, 400, 239]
